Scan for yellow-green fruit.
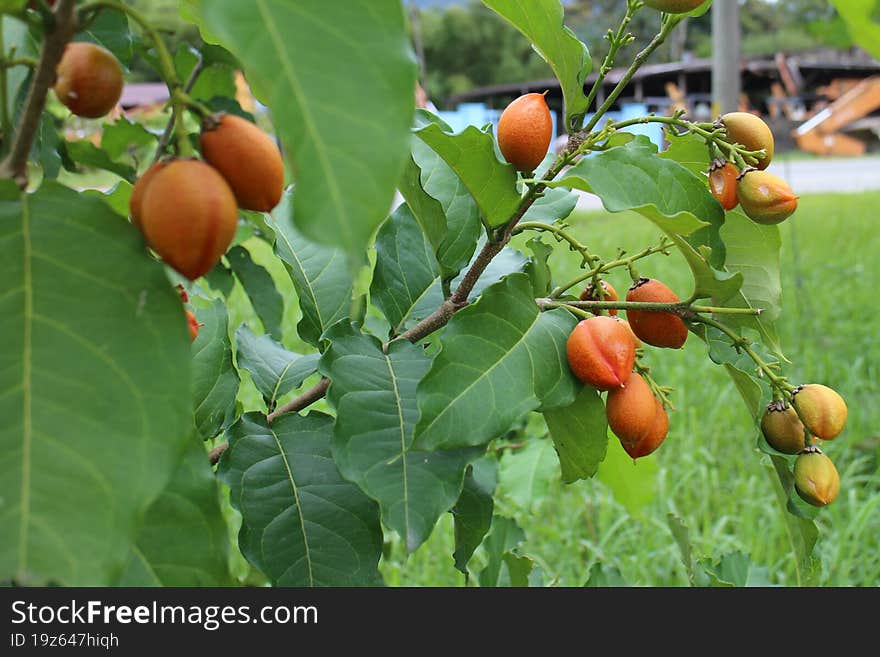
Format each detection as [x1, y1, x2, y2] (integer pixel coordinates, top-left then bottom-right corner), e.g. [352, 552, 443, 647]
[53, 42, 124, 118]
[794, 451, 840, 506]
[643, 0, 704, 13]
[721, 112, 774, 169]
[737, 170, 798, 225]
[791, 384, 848, 441]
[760, 401, 806, 454]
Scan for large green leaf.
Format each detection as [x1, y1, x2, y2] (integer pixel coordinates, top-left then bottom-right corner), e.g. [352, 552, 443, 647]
[371, 203, 443, 334]
[544, 386, 609, 483]
[481, 0, 590, 129]
[497, 439, 558, 512]
[412, 111, 481, 277]
[191, 299, 240, 440]
[320, 323, 479, 552]
[452, 458, 497, 573]
[548, 137, 741, 300]
[234, 324, 319, 411]
[415, 121, 521, 228]
[218, 412, 383, 586]
[62, 140, 136, 182]
[398, 155, 447, 252]
[477, 515, 531, 587]
[830, 0, 880, 58]
[0, 181, 190, 585]
[414, 273, 578, 450]
[101, 117, 157, 162]
[266, 191, 353, 346]
[226, 245, 284, 341]
[659, 131, 710, 177]
[117, 439, 231, 586]
[76, 5, 133, 66]
[2, 16, 37, 122]
[597, 432, 659, 516]
[189, 0, 417, 264]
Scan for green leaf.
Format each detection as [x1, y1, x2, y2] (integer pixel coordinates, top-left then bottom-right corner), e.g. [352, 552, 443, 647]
[659, 131, 710, 177]
[414, 273, 578, 450]
[81, 182, 133, 218]
[0, 1, 26, 14]
[234, 324, 319, 410]
[452, 458, 497, 573]
[320, 323, 479, 552]
[597, 432, 659, 516]
[226, 245, 284, 341]
[118, 439, 231, 586]
[498, 439, 558, 512]
[205, 261, 235, 297]
[667, 513, 695, 585]
[101, 117, 157, 161]
[415, 121, 521, 228]
[3, 16, 37, 122]
[63, 140, 136, 182]
[830, 0, 880, 58]
[189, 0, 417, 264]
[477, 515, 526, 587]
[453, 241, 528, 298]
[412, 111, 481, 277]
[481, 0, 590, 129]
[0, 181, 190, 585]
[76, 6, 133, 66]
[521, 186, 578, 224]
[584, 563, 628, 587]
[266, 191, 353, 346]
[548, 136, 730, 274]
[35, 113, 62, 179]
[398, 155, 447, 252]
[544, 386, 609, 483]
[524, 236, 553, 297]
[371, 204, 443, 334]
[192, 299, 240, 440]
[175, 45, 237, 102]
[218, 412, 384, 586]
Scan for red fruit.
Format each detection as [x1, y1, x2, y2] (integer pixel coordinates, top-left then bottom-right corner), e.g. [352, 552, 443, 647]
[497, 93, 553, 172]
[708, 161, 739, 211]
[139, 159, 238, 280]
[625, 278, 688, 349]
[200, 114, 285, 212]
[613, 317, 643, 349]
[185, 309, 200, 342]
[737, 170, 798, 225]
[566, 316, 636, 391]
[791, 384, 848, 441]
[621, 396, 669, 460]
[606, 373, 657, 445]
[53, 42, 123, 118]
[129, 161, 167, 231]
[580, 280, 619, 316]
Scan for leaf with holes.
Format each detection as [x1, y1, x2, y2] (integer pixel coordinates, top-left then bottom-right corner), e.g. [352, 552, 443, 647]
[218, 412, 383, 586]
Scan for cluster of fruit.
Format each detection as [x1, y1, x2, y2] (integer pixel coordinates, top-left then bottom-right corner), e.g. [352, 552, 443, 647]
[709, 113, 798, 225]
[761, 385, 847, 506]
[567, 278, 687, 460]
[51, 40, 285, 338]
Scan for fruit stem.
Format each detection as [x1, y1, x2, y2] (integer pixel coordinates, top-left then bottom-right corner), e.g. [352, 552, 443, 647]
[513, 221, 600, 269]
[635, 359, 675, 411]
[537, 298, 761, 316]
[580, 0, 641, 130]
[690, 314, 796, 394]
[582, 14, 682, 135]
[549, 237, 674, 298]
[0, 0, 77, 188]
[154, 55, 206, 163]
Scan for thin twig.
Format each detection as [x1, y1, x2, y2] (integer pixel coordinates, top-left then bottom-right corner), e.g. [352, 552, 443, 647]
[153, 54, 205, 163]
[0, 0, 78, 187]
[266, 377, 331, 424]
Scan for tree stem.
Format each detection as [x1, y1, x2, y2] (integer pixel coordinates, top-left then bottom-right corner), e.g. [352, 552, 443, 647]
[0, 0, 78, 187]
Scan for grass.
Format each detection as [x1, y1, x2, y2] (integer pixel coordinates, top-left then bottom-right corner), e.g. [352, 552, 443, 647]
[378, 191, 880, 587]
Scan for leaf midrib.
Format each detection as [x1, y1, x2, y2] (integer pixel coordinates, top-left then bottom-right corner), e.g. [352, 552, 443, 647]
[19, 191, 32, 579]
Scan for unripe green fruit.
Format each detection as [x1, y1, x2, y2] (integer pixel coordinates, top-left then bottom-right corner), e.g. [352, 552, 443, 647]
[606, 373, 657, 445]
[625, 278, 688, 349]
[760, 401, 806, 454]
[721, 112, 774, 170]
[794, 449, 840, 506]
[566, 316, 636, 391]
[791, 384, 847, 441]
[737, 170, 798, 225]
[497, 93, 553, 172]
[643, 0, 704, 14]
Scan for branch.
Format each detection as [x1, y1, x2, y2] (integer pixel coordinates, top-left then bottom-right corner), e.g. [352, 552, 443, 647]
[266, 377, 331, 424]
[153, 55, 206, 163]
[537, 297, 762, 317]
[0, 0, 78, 187]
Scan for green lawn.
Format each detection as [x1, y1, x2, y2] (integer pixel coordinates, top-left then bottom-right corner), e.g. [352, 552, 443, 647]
[378, 191, 880, 587]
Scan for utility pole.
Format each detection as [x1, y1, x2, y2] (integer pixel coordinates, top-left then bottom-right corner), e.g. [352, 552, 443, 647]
[711, 0, 741, 116]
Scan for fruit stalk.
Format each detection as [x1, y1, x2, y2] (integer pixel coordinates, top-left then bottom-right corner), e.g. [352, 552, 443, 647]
[153, 54, 205, 163]
[537, 298, 762, 316]
[0, 0, 77, 187]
